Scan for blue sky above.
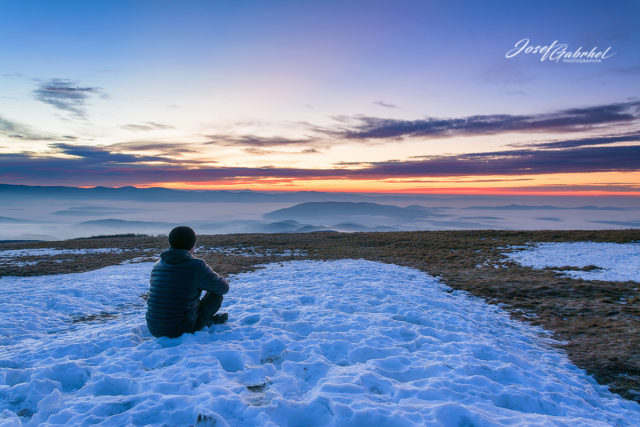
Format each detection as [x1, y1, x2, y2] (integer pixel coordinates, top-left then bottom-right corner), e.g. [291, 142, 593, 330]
[0, 0, 639, 193]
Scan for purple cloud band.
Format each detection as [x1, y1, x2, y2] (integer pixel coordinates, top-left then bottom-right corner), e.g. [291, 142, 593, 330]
[1, 145, 638, 187]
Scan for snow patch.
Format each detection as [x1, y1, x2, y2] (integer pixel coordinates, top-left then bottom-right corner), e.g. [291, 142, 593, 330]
[0, 248, 157, 268]
[202, 246, 307, 257]
[0, 263, 151, 345]
[0, 259, 639, 425]
[0, 248, 135, 259]
[503, 242, 640, 282]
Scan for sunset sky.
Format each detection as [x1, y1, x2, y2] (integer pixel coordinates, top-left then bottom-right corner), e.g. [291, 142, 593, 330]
[1, 0, 639, 195]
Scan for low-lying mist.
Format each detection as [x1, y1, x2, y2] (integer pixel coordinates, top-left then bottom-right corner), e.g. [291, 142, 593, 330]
[1, 186, 638, 241]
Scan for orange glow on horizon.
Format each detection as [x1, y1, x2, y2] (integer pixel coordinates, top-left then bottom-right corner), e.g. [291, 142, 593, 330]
[136, 183, 640, 196]
[67, 171, 640, 196]
[130, 184, 640, 196]
[125, 170, 640, 195]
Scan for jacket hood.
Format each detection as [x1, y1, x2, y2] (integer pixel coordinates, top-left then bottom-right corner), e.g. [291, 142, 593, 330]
[160, 248, 193, 265]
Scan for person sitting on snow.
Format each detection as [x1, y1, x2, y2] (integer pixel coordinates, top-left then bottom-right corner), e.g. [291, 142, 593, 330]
[146, 226, 229, 338]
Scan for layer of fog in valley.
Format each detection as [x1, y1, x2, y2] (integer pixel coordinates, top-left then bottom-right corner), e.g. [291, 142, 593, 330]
[1, 185, 638, 241]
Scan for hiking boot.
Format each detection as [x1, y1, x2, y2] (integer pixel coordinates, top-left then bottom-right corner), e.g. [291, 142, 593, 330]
[206, 312, 228, 325]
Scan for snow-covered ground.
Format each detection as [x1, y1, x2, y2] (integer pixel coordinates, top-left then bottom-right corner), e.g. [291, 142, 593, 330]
[1, 258, 640, 426]
[202, 246, 307, 258]
[0, 248, 134, 259]
[504, 242, 640, 282]
[0, 248, 157, 268]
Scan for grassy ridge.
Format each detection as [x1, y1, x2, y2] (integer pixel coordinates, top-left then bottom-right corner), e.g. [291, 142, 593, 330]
[1, 229, 639, 402]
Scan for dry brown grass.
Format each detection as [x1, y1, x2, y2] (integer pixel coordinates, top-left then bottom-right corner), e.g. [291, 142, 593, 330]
[1, 229, 639, 402]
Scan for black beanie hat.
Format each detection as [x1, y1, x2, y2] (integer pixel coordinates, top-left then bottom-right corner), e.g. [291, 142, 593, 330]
[169, 226, 196, 250]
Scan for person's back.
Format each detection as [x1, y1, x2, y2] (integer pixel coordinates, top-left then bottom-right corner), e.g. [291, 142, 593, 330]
[146, 226, 229, 338]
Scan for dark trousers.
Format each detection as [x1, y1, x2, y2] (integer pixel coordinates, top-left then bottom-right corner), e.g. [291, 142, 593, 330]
[192, 292, 224, 331]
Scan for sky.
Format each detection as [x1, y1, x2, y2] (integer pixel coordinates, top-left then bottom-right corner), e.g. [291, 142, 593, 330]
[0, 0, 639, 195]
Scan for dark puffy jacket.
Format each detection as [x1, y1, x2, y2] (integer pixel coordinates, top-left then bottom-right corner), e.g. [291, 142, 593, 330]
[146, 248, 229, 338]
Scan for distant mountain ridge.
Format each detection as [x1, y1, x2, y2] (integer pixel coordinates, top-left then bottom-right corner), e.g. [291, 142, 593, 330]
[52, 206, 143, 216]
[0, 183, 289, 202]
[1, 183, 424, 203]
[78, 219, 176, 229]
[467, 204, 627, 211]
[264, 201, 436, 221]
[0, 183, 500, 205]
[74, 216, 399, 234]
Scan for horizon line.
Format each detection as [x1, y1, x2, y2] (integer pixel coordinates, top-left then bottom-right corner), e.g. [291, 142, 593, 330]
[1, 182, 639, 197]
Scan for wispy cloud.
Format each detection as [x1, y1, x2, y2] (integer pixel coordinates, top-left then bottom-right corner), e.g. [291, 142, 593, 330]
[1, 144, 638, 187]
[106, 141, 200, 156]
[0, 152, 335, 186]
[33, 79, 105, 118]
[52, 143, 170, 164]
[356, 145, 640, 177]
[206, 134, 314, 147]
[518, 132, 640, 149]
[2, 99, 639, 189]
[373, 100, 398, 108]
[189, 101, 640, 151]
[0, 114, 68, 141]
[242, 147, 321, 156]
[243, 147, 277, 155]
[328, 101, 640, 140]
[121, 122, 175, 132]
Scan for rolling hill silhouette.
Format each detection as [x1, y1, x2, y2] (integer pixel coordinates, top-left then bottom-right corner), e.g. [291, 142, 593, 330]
[264, 202, 436, 222]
